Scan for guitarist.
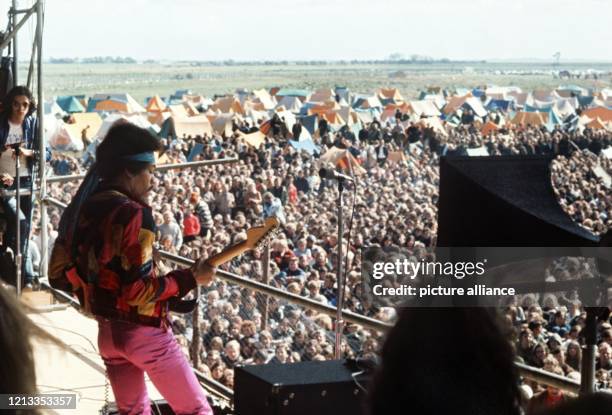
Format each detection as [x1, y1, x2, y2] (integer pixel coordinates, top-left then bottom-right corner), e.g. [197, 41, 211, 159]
[50, 123, 214, 415]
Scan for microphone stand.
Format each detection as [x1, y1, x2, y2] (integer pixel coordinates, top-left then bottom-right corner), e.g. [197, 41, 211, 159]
[334, 177, 345, 359]
[13, 143, 22, 296]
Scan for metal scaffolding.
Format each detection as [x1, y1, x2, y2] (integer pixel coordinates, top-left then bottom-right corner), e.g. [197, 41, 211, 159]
[1, 0, 45, 295]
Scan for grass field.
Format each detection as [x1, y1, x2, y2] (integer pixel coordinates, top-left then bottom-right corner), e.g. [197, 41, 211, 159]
[21, 62, 612, 104]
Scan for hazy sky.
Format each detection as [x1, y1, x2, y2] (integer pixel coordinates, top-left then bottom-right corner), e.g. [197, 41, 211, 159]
[3, 0, 611, 61]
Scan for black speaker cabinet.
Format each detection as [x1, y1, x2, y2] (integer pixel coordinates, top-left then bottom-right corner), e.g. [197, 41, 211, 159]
[234, 360, 369, 415]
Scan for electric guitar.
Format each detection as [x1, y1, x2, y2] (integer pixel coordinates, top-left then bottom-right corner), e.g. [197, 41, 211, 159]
[205, 216, 280, 267]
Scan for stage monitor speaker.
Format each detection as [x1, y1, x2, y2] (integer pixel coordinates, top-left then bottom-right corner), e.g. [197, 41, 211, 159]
[234, 360, 369, 415]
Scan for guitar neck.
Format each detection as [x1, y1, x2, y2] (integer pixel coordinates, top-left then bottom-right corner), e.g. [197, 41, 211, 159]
[207, 241, 249, 268]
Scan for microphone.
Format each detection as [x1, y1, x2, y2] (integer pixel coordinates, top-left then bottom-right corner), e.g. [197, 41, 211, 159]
[319, 167, 355, 182]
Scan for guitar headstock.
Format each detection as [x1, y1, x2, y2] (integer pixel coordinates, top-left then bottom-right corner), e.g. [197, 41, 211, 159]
[244, 216, 281, 250]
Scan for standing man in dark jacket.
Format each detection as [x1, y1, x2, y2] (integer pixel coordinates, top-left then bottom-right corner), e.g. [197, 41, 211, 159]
[291, 120, 302, 140]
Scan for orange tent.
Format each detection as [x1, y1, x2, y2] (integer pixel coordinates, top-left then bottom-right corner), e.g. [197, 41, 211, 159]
[587, 117, 607, 130]
[582, 107, 612, 122]
[95, 100, 131, 113]
[320, 147, 366, 175]
[146, 95, 167, 113]
[378, 88, 404, 103]
[481, 121, 498, 136]
[511, 111, 548, 126]
[210, 97, 245, 114]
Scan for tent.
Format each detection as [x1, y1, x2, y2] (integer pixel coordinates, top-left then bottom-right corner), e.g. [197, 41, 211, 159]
[161, 114, 213, 139]
[486, 99, 512, 112]
[508, 92, 528, 107]
[169, 104, 191, 118]
[319, 147, 366, 175]
[409, 100, 441, 117]
[210, 96, 245, 114]
[289, 138, 320, 155]
[94, 114, 157, 141]
[48, 120, 82, 151]
[44, 100, 67, 117]
[337, 107, 359, 125]
[240, 130, 266, 148]
[481, 121, 498, 136]
[56, 96, 85, 113]
[252, 89, 276, 110]
[511, 111, 548, 127]
[64, 112, 103, 144]
[582, 107, 612, 122]
[275, 110, 298, 134]
[300, 115, 318, 135]
[91, 93, 146, 113]
[378, 88, 404, 103]
[208, 114, 234, 137]
[443, 96, 487, 118]
[310, 89, 335, 103]
[146, 95, 168, 113]
[335, 87, 350, 103]
[353, 96, 383, 109]
[187, 143, 205, 161]
[94, 99, 139, 113]
[586, 117, 608, 130]
[277, 96, 303, 113]
[275, 89, 310, 100]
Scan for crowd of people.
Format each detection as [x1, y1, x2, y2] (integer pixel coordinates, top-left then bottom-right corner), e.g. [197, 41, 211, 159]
[37, 111, 612, 401]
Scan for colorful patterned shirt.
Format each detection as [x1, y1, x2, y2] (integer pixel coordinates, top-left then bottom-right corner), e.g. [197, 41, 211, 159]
[50, 187, 196, 327]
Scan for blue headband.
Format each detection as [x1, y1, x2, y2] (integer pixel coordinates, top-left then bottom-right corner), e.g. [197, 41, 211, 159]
[122, 152, 156, 163]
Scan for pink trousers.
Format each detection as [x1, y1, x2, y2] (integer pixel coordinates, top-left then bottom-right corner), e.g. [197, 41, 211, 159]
[97, 318, 213, 415]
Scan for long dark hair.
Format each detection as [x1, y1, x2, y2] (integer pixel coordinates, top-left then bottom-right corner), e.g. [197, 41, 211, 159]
[2, 85, 37, 117]
[369, 308, 521, 415]
[96, 122, 161, 180]
[57, 122, 161, 244]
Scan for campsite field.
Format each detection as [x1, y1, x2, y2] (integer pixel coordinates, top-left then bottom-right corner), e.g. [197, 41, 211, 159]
[28, 61, 612, 103]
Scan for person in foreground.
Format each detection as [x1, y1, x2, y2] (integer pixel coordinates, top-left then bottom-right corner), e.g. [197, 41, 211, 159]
[50, 123, 215, 415]
[369, 308, 522, 415]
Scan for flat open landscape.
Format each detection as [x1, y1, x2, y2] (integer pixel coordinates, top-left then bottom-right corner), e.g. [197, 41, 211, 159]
[26, 61, 612, 103]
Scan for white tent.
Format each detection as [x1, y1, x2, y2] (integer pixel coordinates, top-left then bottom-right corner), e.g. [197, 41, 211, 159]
[464, 97, 488, 118]
[409, 100, 441, 117]
[252, 89, 276, 110]
[94, 113, 156, 141]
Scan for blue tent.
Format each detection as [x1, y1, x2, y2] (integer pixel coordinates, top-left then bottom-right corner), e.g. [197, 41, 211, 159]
[299, 102, 318, 116]
[289, 139, 319, 155]
[86, 97, 104, 112]
[545, 109, 564, 132]
[525, 103, 553, 112]
[335, 86, 350, 102]
[56, 96, 85, 113]
[472, 88, 486, 98]
[187, 143, 205, 161]
[486, 99, 512, 112]
[300, 115, 318, 134]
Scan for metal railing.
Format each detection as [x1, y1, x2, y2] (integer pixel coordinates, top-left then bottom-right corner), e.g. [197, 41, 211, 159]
[46, 157, 240, 184]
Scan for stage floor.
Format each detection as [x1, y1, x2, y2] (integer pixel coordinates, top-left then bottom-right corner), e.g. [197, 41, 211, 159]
[29, 305, 164, 414]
